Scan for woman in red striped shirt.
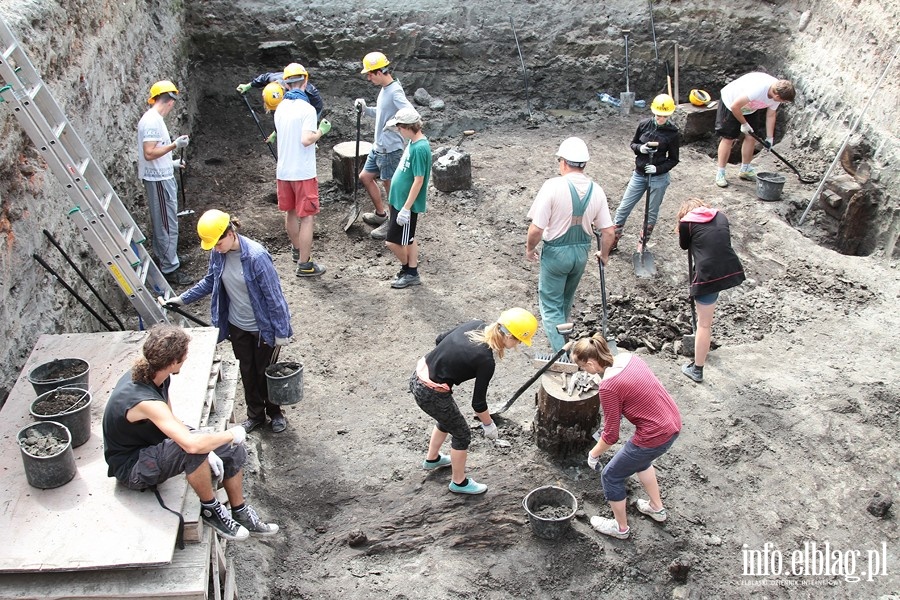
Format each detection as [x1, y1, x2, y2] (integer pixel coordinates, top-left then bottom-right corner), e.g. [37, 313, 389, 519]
[571, 334, 682, 539]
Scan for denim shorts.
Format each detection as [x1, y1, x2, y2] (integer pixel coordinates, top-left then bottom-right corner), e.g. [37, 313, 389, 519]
[694, 292, 719, 305]
[601, 432, 679, 502]
[363, 148, 403, 180]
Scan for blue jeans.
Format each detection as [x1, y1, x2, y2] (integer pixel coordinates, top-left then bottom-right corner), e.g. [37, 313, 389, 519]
[601, 432, 679, 502]
[613, 171, 671, 228]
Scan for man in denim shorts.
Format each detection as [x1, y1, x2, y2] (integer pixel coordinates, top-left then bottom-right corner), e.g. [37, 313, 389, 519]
[354, 51, 414, 240]
[102, 324, 279, 541]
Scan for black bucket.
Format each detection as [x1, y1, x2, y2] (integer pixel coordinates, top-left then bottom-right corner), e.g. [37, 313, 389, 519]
[17, 421, 77, 489]
[756, 172, 786, 202]
[265, 362, 304, 406]
[30, 387, 93, 448]
[522, 485, 578, 540]
[27, 358, 90, 397]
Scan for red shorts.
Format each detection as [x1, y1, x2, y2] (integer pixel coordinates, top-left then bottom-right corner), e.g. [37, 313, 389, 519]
[277, 178, 320, 217]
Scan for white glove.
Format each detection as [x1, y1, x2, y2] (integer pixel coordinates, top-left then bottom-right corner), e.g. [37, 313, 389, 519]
[740, 122, 753, 134]
[397, 208, 411, 226]
[158, 295, 183, 307]
[587, 453, 601, 471]
[354, 98, 366, 111]
[208, 451, 224, 484]
[229, 425, 247, 446]
[174, 135, 190, 149]
[171, 158, 185, 169]
[764, 137, 774, 151]
[644, 164, 657, 174]
[275, 337, 291, 346]
[482, 421, 498, 440]
[639, 143, 652, 154]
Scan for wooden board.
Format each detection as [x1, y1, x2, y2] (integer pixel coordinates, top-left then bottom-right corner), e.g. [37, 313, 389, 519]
[0, 328, 219, 573]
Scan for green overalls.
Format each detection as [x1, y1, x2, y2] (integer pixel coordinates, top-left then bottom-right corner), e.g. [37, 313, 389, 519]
[539, 180, 594, 352]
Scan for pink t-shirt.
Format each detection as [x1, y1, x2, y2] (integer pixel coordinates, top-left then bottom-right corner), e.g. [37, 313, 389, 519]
[527, 172, 613, 240]
[599, 355, 682, 448]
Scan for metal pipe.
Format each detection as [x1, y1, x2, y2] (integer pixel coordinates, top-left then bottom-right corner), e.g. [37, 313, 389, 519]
[510, 18, 532, 119]
[160, 302, 210, 327]
[32, 253, 115, 331]
[242, 94, 278, 160]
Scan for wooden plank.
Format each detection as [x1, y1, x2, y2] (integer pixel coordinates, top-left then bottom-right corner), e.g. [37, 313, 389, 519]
[0, 534, 210, 599]
[0, 328, 219, 573]
[223, 560, 237, 600]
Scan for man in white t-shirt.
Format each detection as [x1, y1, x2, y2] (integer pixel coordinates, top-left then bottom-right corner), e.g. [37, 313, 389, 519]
[526, 137, 615, 352]
[714, 73, 795, 188]
[137, 80, 191, 286]
[273, 63, 331, 277]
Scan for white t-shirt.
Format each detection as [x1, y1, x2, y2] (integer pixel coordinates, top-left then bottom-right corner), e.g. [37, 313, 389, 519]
[720, 72, 780, 114]
[527, 172, 613, 241]
[137, 108, 174, 181]
[274, 98, 318, 181]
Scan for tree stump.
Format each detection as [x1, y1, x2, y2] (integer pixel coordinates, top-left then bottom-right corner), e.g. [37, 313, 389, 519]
[332, 141, 373, 192]
[533, 372, 600, 458]
[432, 146, 472, 192]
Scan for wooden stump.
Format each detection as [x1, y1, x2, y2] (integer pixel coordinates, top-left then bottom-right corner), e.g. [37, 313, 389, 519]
[669, 102, 717, 143]
[332, 141, 373, 192]
[533, 372, 600, 458]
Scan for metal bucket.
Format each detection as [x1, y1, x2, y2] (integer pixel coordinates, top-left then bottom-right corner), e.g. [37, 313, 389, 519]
[265, 362, 304, 406]
[522, 485, 578, 540]
[756, 172, 786, 202]
[27, 358, 90, 397]
[17, 421, 77, 489]
[30, 387, 93, 448]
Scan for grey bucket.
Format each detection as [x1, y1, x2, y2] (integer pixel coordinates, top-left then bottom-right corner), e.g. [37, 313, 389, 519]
[30, 387, 93, 448]
[17, 421, 77, 489]
[265, 362, 304, 406]
[756, 172, 786, 201]
[522, 485, 578, 540]
[27, 358, 90, 397]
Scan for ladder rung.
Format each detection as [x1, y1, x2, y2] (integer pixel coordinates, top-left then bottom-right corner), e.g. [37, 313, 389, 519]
[28, 81, 42, 100]
[137, 254, 151, 283]
[2, 42, 16, 60]
[121, 224, 135, 247]
[77, 157, 90, 175]
[101, 192, 112, 210]
[53, 121, 66, 137]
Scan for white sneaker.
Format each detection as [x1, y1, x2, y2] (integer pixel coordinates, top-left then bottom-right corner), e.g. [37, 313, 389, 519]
[715, 172, 728, 188]
[636, 499, 667, 522]
[590, 516, 630, 539]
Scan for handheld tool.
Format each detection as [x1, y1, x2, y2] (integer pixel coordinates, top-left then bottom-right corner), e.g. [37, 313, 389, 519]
[594, 231, 618, 355]
[344, 103, 363, 231]
[632, 143, 658, 278]
[683, 251, 698, 353]
[242, 94, 277, 160]
[176, 150, 194, 217]
[748, 131, 818, 184]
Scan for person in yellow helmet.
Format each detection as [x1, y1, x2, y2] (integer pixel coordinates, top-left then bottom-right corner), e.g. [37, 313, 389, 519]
[410, 308, 537, 495]
[353, 51, 415, 240]
[609, 93, 680, 253]
[138, 80, 191, 286]
[235, 65, 325, 117]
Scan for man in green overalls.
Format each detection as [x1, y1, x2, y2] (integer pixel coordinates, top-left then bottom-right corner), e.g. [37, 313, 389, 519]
[526, 137, 616, 352]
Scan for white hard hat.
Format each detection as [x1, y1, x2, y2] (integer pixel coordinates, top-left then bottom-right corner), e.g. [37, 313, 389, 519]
[555, 137, 590, 163]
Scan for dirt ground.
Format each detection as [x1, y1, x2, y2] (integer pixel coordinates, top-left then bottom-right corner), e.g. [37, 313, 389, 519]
[171, 87, 898, 599]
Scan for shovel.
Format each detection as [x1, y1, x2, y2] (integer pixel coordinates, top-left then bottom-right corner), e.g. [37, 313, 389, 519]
[176, 150, 194, 217]
[632, 145, 658, 278]
[241, 94, 278, 161]
[344, 103, 363, 231]
[748, 131, 818, 184]
[683, 251, 698, 354]
[594, 231, 618, 355]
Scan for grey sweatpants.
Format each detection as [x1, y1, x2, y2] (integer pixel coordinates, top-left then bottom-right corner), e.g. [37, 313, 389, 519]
[143, 177, 180, 274]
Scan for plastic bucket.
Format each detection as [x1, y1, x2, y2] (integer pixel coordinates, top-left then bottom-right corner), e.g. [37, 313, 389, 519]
[30, 387, 93, 448]
[17, 421, 77, 489]
[522, 485, 578, 540]
[265, 362, 304, 406]
[756, 172, 786, 202]
[27, 358, 90, 397]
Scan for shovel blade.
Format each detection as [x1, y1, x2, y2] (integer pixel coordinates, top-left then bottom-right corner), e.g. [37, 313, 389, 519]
[632, 250, 657, 278]
[343, 203, 361, 232]
[177, 209, 195, 217]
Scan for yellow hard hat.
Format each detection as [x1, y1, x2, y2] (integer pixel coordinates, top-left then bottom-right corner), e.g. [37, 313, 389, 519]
[282, 63, 308, 84]
[148, 80, 178, 105]
[360, 51, 390, 74]
[197, 209, 230, 250]
[689, 89, 711, 106]
[498, 307, 538, 346]
[262, 82, 284, 112]
[650, 94, 676, 116]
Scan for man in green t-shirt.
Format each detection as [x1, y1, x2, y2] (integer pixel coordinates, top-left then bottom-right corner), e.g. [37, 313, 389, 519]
[383, 107, 432, 289]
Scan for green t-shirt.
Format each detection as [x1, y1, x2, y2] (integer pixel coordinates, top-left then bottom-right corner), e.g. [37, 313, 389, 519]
[388, 137, 432, 214]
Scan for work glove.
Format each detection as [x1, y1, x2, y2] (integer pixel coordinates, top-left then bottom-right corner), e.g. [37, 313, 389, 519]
[354, 98, 366, 111]
[644, 164, 657, 174]
[740, 122, 754, 134]
[587, 453, 602, 471]
[208, 451, 224, 484]
[174, 135, 190, 149]
[236, 82, 252, 94]
[639, 143, 652, 154]
[229, 425, 247, 446]
[266, 131, 276, 144]
[397, 207, 411, 226]
[157, 295, 184, 307]
[171, 158, 185, 169]
[318, 119, 332, 136]
[482, 421, 499, 440]
[275, 337, 291, 346]
[764, 137, 774, 151]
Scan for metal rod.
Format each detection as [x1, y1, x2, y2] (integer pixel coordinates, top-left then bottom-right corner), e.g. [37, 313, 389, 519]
[648, 0, 659, 61]
[242, 94, 278, 160]
[160, 302, 210, 327]
[32, 253, 115, 331]
[510, 18, 532, 118]
[624, 32, 631, 93]
[798, 43, 900, 225]
[42, 229, 124, 329]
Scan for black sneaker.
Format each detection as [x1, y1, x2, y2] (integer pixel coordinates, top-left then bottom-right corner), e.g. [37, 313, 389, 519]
[164, 268, 193, 287]
[682, 362, 704, 383]
[270, 415, 287, 433]
[233, 504, 279, 536]
[202, 501, 249, 541]
[296, 261, 326, 277]
[291, 247, 300, 262]
[241, 416, 266, 433]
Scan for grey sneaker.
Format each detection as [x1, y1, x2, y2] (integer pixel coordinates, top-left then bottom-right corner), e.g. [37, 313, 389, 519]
[232, 504, 279, 536]
[362, 211, 388, 226]
[202, 501, 249, 541]
[296, 261, 326, 277]
[370, 220, 389, 240]
[391, 272, 421, 289]
[241, 416, 266, 433]
[738, 166, 758, 181]
[682, 362, 703, 383]
[270, 415, 287, 433]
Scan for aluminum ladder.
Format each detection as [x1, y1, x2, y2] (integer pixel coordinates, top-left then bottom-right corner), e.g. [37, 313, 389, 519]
[0, 16, 173, 326]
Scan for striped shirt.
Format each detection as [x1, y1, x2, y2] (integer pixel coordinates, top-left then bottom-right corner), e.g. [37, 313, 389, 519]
[599, 355, 682, 448]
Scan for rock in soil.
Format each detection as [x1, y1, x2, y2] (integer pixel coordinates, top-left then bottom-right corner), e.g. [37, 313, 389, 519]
[347, 530, 368, 547]
[866, 492, 893, 518]
[668, 553, 694, 583]
[20, 430, 67, 456]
